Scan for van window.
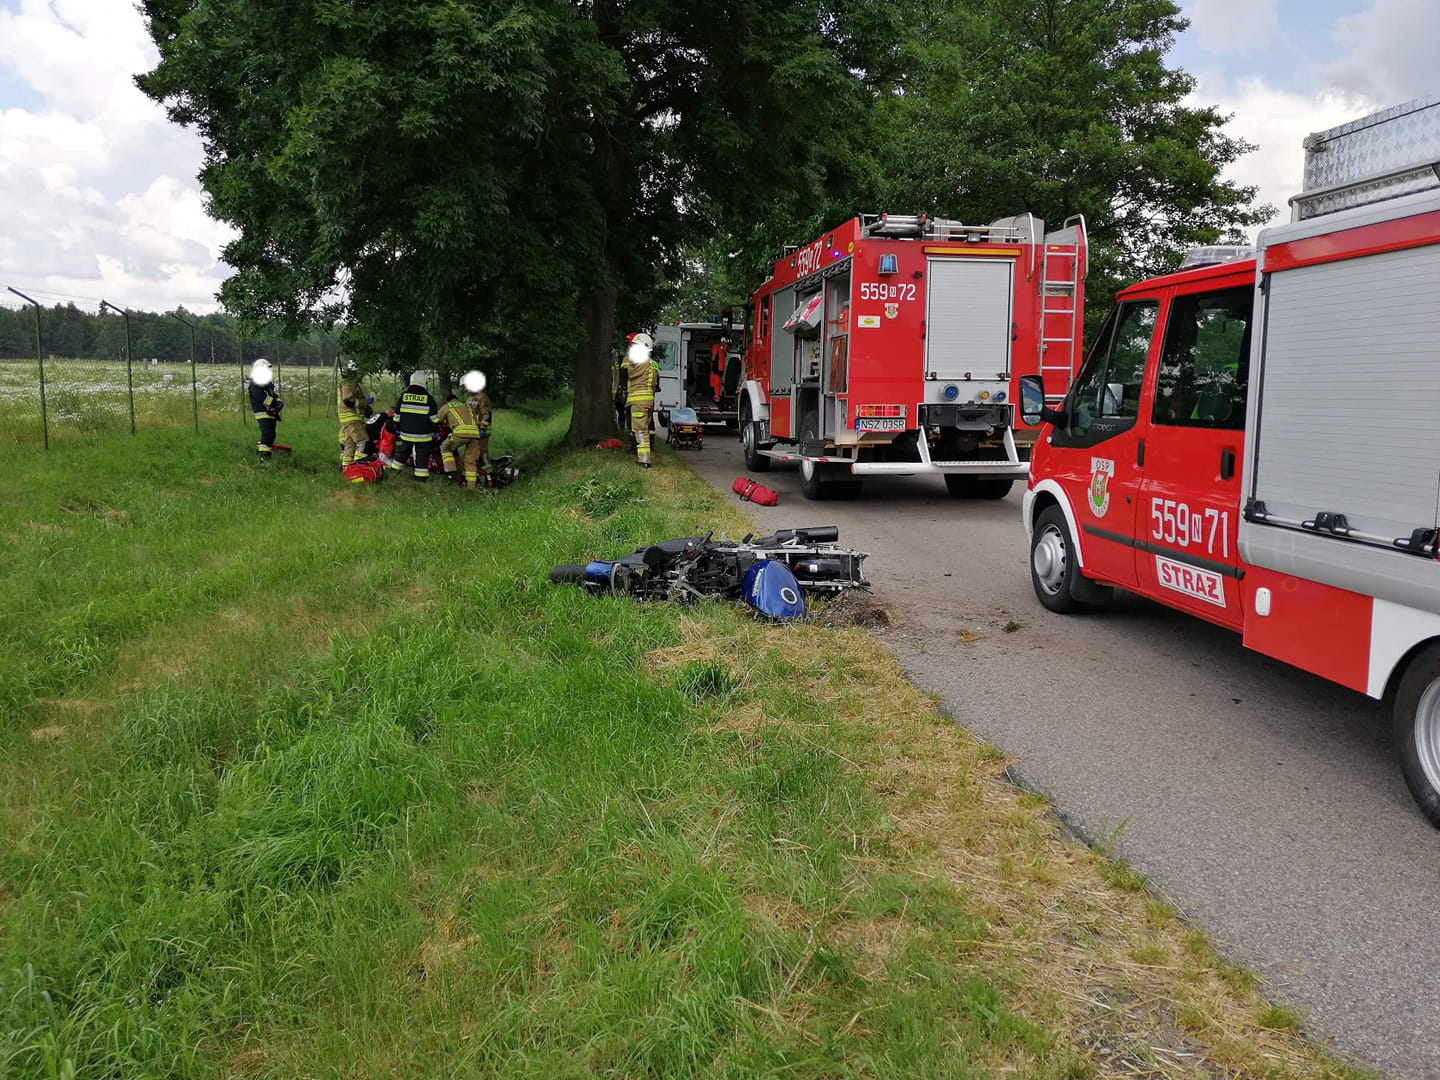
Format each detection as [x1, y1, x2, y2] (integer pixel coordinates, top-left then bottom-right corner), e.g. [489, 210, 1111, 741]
[1069, 300, 1159, 438]
[1152, 286, 1251, 429]
[654, 341, 677, 371]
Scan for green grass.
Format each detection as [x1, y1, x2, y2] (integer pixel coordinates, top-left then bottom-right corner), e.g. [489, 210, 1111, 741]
[0, 409, 1365, 1080]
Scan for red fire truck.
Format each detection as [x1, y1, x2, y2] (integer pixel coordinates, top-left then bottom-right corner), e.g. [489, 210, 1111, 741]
[1019, 94, 1440, 826]
[737, 212, 1087, 499]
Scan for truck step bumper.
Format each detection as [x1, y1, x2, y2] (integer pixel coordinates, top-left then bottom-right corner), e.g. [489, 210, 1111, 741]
[850, 461, 1030, 477]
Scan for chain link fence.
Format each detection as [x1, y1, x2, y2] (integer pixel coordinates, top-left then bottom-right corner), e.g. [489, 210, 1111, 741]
[0, 289, 340, 450]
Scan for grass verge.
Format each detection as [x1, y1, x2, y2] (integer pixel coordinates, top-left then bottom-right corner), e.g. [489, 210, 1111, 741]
[0, 409, 1366, 1078]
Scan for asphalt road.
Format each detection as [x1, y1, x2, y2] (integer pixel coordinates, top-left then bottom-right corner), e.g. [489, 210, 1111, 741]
[680, 432, 1440, 1079]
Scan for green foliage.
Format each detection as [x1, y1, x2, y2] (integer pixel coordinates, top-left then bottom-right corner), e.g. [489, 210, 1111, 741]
[136, 0, 902, 436]
[873, 0, 1270, 332]
[676, 0, 1271, 339]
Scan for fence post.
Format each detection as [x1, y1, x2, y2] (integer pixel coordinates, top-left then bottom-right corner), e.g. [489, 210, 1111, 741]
[307, 341, 313, 418]
[8, 287, 47, 450]
[100, 301, 135, 435]
[171, 312, 198, 433]
[239, 339, 247, 424]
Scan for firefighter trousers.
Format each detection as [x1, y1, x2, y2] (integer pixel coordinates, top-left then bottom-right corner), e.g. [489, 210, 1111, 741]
[629, 405, 653, 464]
[441, 434, 487, 488]
[388, 437, 432, 478]
[339, 420, 367, 465]
[256, 417, 277, 459]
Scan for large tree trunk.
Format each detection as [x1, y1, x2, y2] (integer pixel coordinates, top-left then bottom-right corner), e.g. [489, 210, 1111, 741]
[567, 94, 626, 446]
[566, 284, 620, 444]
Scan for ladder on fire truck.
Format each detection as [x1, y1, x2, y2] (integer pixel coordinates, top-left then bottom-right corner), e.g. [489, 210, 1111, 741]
[1038, 214, 1086, 404]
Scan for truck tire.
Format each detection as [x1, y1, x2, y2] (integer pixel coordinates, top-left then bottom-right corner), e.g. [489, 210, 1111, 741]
[1030, 504, 1110, 613]
[741, 401, 770, 473]
[799, 408, 861, 500]
[945, 475, 1015, 500]
[1392, 644, 1440, 828]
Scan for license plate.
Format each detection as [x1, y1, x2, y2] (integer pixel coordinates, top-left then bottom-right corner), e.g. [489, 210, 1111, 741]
[856, 417, 905, 432]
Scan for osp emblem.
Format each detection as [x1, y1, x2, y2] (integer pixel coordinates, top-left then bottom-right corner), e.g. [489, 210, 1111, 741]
[884, 302, 899, 320]
[1088, 457, 1114, 518]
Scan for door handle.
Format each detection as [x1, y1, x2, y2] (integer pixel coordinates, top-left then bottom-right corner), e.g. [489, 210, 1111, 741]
[1136, 439, 1145, 467]
[1220, 447, 1235, 480]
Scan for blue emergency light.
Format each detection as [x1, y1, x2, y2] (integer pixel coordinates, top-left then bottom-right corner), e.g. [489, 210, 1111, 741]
[878, 253, 898, 275]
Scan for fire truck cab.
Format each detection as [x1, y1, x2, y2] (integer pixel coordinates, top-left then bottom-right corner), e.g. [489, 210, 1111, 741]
[1020, 94, 1440, 826]
[738, 212, 1087, 500]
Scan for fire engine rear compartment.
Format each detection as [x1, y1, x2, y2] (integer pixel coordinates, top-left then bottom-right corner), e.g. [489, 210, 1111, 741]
[1239, 187, 1440, 613]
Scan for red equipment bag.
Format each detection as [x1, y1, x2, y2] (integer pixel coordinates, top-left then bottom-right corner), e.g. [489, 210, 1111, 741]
[343, 460, 386, 484]
[732, 477, 779, 506]
[596, 438, 624, 450]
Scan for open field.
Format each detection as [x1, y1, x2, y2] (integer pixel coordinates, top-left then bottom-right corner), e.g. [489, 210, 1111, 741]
[0, 409, 1367, 1079]
[0, 359, 414, 449]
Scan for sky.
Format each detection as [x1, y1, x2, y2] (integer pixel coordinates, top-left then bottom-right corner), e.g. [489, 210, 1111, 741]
[0, 0, 1436, 316]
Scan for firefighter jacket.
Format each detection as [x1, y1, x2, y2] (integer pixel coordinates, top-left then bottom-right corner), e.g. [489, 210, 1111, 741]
[438, 398, 480, 438]
[249, 379, 281, 420]
[466, 391, 492, 431]
[337, 379, 368, 424]
[394, 384, 440, 443]
[626, 359, 660, 406]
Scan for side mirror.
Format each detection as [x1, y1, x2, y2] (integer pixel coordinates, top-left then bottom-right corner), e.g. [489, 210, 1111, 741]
[1019, 373, 1064, 429]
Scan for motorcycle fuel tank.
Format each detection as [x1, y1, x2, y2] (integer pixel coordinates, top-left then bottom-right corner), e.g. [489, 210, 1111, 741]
[742, 560, 806, 620]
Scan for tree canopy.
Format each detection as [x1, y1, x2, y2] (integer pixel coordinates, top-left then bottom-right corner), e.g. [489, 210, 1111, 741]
[137, 0, 1267, 436]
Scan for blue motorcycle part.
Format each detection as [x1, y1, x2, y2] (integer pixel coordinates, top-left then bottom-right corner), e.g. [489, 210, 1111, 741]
[583, 561, 615, 586]
[742, 559, 806, 620]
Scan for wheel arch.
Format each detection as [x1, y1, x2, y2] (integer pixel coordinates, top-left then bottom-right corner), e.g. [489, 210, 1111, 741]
[1028, 479, 1086, 569]
[1378, 635, 1440, 702]
[741, 380, 769, 423]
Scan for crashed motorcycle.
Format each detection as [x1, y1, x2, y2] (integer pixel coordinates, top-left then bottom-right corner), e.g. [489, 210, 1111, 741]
[549, 526, 868, 619]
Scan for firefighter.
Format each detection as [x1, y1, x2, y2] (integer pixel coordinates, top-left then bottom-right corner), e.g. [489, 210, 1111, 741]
[247, 358, 282, 460]
[438, 370, 486, 489]
[336, 362, 371, 467]
[465, 369, 494, 479]
[625, 332, 660, 467]
[709, 340, 727, 404]
[389, 371, 440, 480]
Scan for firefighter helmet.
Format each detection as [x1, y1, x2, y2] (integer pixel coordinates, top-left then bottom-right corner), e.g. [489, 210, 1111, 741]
[627, 332, 653, 365]
[462, 369, 487, 394]
[409, 371, 427, 388]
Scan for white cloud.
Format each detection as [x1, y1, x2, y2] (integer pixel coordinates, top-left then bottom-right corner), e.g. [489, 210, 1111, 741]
[1189, 73, 1376, 236]
[0, 0, 232, 313]
[1321, 0, 1440, 103]
[1183, 0, 1279, 56]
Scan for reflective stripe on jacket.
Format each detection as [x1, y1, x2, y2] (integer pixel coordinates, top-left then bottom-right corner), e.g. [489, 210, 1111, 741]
[439, 399, 480, 438]
[626, 360, 659, 405]
[395, 385, 439, 443]
[337, 379, 366, 424]
[249, 380, 278, 420]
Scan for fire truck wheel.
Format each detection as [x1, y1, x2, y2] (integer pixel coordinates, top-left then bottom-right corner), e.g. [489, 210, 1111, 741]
[741, 404, 770, 472]
[945, 475, 1015, 500]
[1030, 505, 1107, 613]
[1392, 645, 1440, 828]
[798, 457, 860, 500]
